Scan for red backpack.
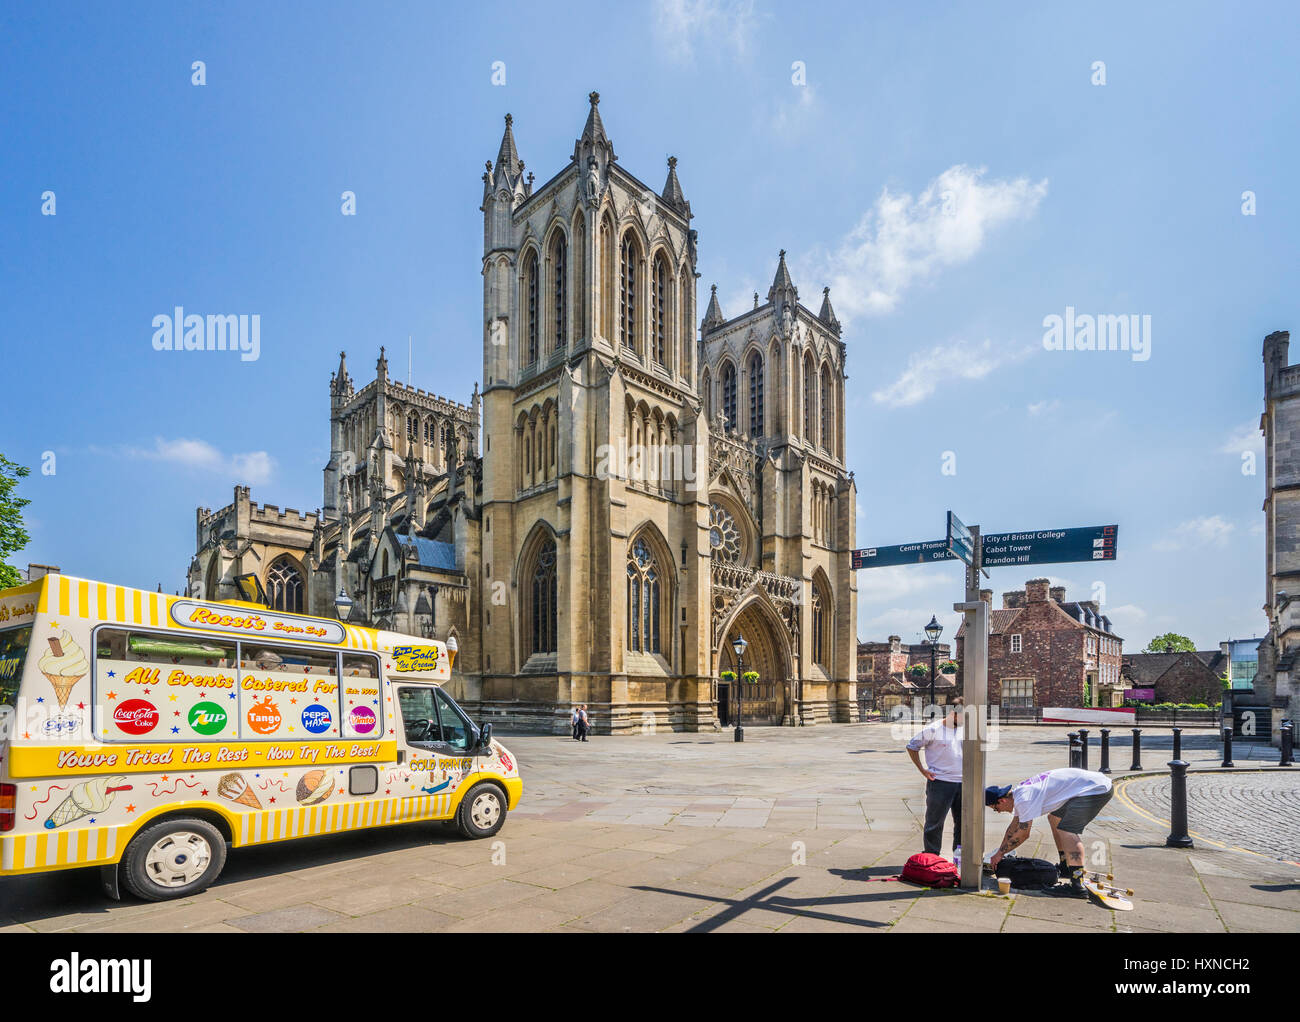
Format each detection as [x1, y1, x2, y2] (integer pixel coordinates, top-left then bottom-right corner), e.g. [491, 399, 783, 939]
[900, 852, 961, 888]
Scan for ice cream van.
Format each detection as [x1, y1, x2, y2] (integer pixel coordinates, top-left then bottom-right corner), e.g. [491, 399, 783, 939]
[0, 574, 521, 901]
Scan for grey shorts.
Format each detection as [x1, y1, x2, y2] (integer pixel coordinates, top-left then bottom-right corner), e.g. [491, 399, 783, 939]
[1049, 789, 1113, 834]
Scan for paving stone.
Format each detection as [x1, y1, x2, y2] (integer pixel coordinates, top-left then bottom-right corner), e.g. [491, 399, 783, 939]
[231, 904, 347, 932]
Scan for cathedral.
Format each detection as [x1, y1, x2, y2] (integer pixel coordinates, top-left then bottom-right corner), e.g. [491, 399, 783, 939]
[189, 94, 859, 734]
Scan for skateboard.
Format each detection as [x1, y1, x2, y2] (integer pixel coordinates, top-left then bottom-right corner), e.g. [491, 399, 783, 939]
[1081, 871, 1134, 910]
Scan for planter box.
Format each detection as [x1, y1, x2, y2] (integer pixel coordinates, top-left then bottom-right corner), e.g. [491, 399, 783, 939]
[1134, 708, 1220, 726]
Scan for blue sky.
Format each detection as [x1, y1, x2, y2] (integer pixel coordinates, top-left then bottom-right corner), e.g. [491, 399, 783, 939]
[2, 1, 1296, 650]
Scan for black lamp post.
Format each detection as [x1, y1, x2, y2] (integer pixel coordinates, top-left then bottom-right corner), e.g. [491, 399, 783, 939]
[924, 614, 943, 711]
[732, 633, 748, 743]
[335, 587, 353, 623]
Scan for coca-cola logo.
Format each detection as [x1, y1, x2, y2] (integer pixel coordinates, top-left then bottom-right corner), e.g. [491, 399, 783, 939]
[113, 698, 159, 735]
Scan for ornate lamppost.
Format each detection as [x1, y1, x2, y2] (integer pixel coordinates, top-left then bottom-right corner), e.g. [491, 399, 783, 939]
[335, 587, 353, 623]
[732, 633, 748, 743]
[924, 614, 943, 712]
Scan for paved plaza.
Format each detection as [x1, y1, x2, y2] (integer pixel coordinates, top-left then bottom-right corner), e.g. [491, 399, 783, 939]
[2, 723, 1297, 933]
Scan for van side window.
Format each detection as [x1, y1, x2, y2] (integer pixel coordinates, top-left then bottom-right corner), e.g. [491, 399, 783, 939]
[433, 688, 472, 751]
[96, 627, 237, 742]
[340, 653, 383, 739]
[238, 643, 338, 741]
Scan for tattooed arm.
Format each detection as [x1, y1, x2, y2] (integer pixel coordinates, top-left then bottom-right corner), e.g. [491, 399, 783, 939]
[989, 815, 1031, 869]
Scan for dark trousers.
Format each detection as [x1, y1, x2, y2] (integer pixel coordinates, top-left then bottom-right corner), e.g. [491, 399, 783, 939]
[923, 779, 962, 856]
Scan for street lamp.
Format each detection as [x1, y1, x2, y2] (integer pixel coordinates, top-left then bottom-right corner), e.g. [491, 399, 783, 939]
[731, 633, 748, 743]
[335, 587, 353, 622]
[924, 614, 943, 713]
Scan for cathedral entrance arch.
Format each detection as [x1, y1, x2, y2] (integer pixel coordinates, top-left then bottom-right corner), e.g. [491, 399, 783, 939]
[716, 596, 792, 726]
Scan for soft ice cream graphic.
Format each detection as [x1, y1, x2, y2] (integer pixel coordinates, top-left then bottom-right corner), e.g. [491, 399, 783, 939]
[44, 775, 133, 829]
[38, 630, 88, 711]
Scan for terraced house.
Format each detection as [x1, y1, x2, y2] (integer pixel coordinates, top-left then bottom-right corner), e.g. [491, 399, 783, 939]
[188, 95, 859, 734]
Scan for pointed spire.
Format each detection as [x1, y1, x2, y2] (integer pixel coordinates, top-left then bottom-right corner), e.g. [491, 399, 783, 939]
[818, 286, 841, 335]
[581, 92, 608, 147]
[661, 156, 691, 218]
[494, 113, 521, 181]
[767, 249, 797, 303]
[702, 284, 725, 332]
[331, 350, 352, 395]
[376, 345, 388, 381]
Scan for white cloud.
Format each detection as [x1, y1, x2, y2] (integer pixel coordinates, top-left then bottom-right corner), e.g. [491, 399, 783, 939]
[871, 338, 1035, 408]
[1219, 420, 1264, 456]
[812, 164, 1047, 323]
[770, 84, 818, 138]
[653, 0, 757, 62]
[1152, 515, 1235, 552]
[113, 438, 276, 486]
[1027, 399, 1061, 416]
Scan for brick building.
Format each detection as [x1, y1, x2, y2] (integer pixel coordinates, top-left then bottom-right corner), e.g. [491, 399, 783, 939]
[857, 635, 956, 712]
[956, 578, 1123, 708]
[1121, 650, 1226, 706]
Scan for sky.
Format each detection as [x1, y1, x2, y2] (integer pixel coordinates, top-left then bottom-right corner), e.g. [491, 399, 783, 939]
[1, 1, 1296, 651]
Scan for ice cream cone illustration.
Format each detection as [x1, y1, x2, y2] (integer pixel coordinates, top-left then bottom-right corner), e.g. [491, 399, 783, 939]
[38, 631, 88, 711]
[217, 772, 263, 809]
[44, 775, 132, 829]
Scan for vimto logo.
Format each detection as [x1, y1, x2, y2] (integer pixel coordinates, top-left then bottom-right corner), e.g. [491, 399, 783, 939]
[349, 706, 377, 735]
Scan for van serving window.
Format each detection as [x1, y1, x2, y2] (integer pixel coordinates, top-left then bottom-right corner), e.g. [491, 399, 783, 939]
[238, 643, 339, 742]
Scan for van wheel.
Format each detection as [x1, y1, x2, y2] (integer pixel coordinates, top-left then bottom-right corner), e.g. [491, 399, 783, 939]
[120, 817, 227, 901]
[456, 782, 506, 839]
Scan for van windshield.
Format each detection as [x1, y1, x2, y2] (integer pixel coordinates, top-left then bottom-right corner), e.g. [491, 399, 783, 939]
[0, 626, 32, 706]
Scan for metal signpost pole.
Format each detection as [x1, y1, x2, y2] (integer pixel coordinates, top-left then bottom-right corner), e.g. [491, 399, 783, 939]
[955, 526, 987, 890]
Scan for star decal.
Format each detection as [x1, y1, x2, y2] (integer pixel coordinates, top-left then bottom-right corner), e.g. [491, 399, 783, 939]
[290, 698, 297, 704]
[49, 620, 59, 628]
[142, 688, 150, 695]
[36, 696, 43, 703]
[169, 694, 178, 702]
[200, 789, 209, 796]
[269, 797, 276, 804]
[174, 711, 181, 717]
[171, 727, 180, 734]
[228, 692, 237, 700]
[88, 818, 96, 824]
[125, 804, 136, 813]
[107, 691, 116, 700]
[76, 702, 85, 710]
[160, 775, 169, 781]
[29, 785, 37, 792]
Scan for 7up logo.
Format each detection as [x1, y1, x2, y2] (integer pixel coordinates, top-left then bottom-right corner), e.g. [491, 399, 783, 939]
[188, 701, 229, 736]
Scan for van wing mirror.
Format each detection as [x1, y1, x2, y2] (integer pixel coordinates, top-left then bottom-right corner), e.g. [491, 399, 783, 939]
[478, 722, 493, 750]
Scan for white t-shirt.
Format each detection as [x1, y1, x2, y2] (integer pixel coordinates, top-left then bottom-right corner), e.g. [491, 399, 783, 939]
[905, 719, 964, 783]
[1010, 768, 1111, 822]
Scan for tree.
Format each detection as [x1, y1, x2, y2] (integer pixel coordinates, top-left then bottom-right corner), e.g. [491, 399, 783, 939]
[0, 455, 31, 590]
[1143, 632, 1196, 653]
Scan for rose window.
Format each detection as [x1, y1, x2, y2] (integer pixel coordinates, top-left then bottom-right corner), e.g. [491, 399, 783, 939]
[709, 504, 741, 562]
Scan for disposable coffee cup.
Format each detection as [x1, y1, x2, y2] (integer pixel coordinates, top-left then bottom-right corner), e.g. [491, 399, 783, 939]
[997, 877, 1012, 895]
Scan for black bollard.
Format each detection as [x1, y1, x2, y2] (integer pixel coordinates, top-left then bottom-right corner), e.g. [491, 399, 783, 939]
[1165, 760, 1194, 848]
[1100, 728, 1112, 774]
[1172, 726, 1182, 762]
[1067, 731, 1079, 768]
[1281, 722, 1294, 767]
[1078, 729, 1090, 771]
[1221, 727, 1234, 768]
[1130, 728, 1143, 770]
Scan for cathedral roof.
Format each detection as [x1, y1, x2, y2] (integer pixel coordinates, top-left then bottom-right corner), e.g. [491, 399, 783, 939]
[398, 534, 457, 571]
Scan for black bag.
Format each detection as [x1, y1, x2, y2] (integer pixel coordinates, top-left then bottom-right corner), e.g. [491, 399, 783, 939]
[995, 855, 1059, 890]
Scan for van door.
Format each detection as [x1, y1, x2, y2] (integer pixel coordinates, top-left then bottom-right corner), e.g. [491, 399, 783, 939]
[394, 685, 475, 818]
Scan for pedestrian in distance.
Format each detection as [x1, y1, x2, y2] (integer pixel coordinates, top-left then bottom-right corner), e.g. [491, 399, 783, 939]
[986, 767, 1114, 897]
[578, 704, 590, 742]
[905, 698, 965, 862]
[570, 705, 581, 740]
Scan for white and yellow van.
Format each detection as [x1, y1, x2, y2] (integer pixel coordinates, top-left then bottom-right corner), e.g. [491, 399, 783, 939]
[0, 574, 521, 901]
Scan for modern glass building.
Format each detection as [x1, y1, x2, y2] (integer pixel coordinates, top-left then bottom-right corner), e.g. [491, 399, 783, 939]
[1225, 637, 1262, 690]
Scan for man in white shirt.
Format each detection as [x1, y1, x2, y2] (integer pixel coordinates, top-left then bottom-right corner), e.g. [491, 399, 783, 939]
[986, 767, 1114, 895]
[905, 700, 964, 858]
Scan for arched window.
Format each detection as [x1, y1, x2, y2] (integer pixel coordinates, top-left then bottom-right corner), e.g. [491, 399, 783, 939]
[524, 250, 539, 365]
[266, 557, 304, 614]
[529, 538, 558, 654]
[620, 233, 639, 351]
[748, 351, 764, 437]
[820, 364, 833, 450]
[811, 582, 829, 668]
[599, 214, 614, 341]
[803, 353, 815, 440]
[680, 272, 692, 376]
[651, 255, 669, 366]
[721, 362, 737, 433]
[574, 213, 587, 339]
[407, 413, 417, 441]
[550, 232, 567, 351]
[626, 537, 661, 654]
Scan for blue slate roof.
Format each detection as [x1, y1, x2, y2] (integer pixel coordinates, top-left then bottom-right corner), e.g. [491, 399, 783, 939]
[399, 535, 457, 570]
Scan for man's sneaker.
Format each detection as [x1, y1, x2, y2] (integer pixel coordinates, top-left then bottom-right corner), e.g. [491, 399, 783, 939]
[1048, 878, 1088, 898]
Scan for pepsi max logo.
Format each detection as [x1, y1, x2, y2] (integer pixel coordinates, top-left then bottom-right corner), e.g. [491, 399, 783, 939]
[302, 704, 333, 735]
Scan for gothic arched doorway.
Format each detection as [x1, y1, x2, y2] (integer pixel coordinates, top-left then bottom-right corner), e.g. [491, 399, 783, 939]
[717, 598, 792, 726]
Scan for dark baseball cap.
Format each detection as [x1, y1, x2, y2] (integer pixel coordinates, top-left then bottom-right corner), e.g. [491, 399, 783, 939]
[985, 784, 1012, 806]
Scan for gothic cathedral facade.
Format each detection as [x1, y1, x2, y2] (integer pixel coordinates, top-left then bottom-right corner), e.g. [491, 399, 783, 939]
[190, 94, 858, 733]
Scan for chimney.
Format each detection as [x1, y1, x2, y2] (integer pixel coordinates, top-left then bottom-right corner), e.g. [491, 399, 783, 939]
[1004, 590, 1026, 609]
[1049, 586, 1066, 603]
[888, 635, 901, 653]
[1025, 578, 1050, 603]
[980, 589, 993, 607]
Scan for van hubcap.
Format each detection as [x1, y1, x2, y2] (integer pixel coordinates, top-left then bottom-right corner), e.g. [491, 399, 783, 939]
[144, 831, 212, 887]
[470, 792, 501, 830]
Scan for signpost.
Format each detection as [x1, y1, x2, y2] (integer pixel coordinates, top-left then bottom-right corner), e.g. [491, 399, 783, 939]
[852, 516, 1119, 889]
